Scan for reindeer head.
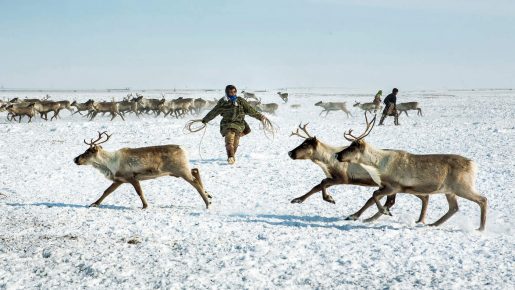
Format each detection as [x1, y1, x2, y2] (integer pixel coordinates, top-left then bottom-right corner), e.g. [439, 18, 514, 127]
[74, 132, 112, 165]
[336, 113, 376, 163]
[314, 101, 323, 107]
[353, 101, 360, 107]
[288, 123, 318, 160]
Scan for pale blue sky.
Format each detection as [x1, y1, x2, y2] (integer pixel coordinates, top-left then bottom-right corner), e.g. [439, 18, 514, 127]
[1, 0, 514, 89]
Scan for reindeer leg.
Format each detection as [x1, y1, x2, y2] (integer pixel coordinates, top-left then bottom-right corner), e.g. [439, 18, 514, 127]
[291, 178, 335, 204]
[346, 196, 376, 220]
[372, 186, 397, 216]
[90, 182, 122, 207]
[415, 195, 429, 224]
[320, 179, 338, 204]
[129, 180, 148, 209]
[429, 194, 458, 227]
[89, 111, 98, 121]
[182, 172, 211, 209]
[454, 189, 487, 231]
[362, 194, 397, 222]
[118, 112, 125, 121]
[191, 168, 211, 199]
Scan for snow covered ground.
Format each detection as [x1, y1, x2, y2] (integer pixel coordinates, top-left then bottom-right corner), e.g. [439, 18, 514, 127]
[0, 88, 513, 289]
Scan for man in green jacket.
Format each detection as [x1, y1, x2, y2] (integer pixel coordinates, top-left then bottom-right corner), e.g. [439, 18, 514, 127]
[201, 85, 265, 165]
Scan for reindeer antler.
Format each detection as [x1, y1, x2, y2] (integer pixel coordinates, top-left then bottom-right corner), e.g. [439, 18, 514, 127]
[84, 131, 112, 147]
[343, 113, 376, 142]
[290, 123, 313, 139]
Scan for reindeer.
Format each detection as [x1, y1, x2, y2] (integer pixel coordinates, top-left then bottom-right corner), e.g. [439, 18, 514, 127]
[132, 95, 162, 115]
[353, 101, 382, 114]
[71, 99, 95, 116]
[315, 101, 352, 117]
[336, 113, 487, 230]
[32, 101, 62, 121]
[241, 91, 260, 102]
[193, 98, 208, 115]
[73, 132, 211, 209]
[205, 98, 218, 110]
[5, 103, 37, 123]
[89, 101, 124, 121]
[117, 99, 140, 117]
[257, 102, 279, 115]
[396, 102, 422, 116]
[173, 97, 195, 117]
[277, 92, 288, 103]
[159, 99, 180, 118]
[288, 123, 429, 223]
[57, 100, 72, 111]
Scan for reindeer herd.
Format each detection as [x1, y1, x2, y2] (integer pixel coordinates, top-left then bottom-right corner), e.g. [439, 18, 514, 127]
[0, 92, 293, 123]
[0, 90, 424, 124]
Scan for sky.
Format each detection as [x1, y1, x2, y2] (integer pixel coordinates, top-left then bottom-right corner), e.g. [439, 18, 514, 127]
[0, 0, 514, 90]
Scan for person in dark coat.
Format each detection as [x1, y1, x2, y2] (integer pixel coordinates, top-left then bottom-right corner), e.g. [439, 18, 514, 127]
[201, 85, 265, 165]
[379, 88, 400, 126]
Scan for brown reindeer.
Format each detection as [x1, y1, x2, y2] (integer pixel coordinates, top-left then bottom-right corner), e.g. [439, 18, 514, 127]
[74, 132, 211, 209]
[5, 103, 37, 123]
[336, 113, 487, 230]
[89, 101, 124, 121]
[71, 99, 95, 116]
[288, 123, 429, 223]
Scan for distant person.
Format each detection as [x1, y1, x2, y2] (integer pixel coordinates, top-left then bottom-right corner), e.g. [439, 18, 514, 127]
[201, 85, 265, 165]
[379, 88, 400, 126]
[373, 90, 382, 112]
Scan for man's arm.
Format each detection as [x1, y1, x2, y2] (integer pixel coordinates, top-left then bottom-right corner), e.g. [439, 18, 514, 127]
[201, 101, 222, 123]
[240, 99, 264, 120]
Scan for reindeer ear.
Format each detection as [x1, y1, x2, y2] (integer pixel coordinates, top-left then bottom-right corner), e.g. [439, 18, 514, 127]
[312, 137, 318, 148]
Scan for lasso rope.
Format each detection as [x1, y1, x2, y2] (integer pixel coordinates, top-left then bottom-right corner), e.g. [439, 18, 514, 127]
[183, 119, 206, 133]
[184, 116, 278, 160]
[184, 119, 208, 160]
[260, 116, 278, 140]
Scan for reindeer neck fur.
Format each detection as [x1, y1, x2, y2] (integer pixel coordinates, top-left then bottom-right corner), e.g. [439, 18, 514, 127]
[356, 142, 398, 185]
[90, 149, 120, 180]
[311, 141, 345, 178]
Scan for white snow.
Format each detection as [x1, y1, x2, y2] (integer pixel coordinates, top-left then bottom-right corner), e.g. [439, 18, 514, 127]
[0, 88, 514, 289]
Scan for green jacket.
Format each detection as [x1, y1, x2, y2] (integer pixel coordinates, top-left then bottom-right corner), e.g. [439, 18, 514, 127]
[202, 96, 263, 136]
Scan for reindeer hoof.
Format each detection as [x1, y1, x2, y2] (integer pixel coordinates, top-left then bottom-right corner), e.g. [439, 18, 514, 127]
[142, 205, 148, 210]
[345, 215, 358, 221]
[291, 198, 304, 204]
[323, 195, 336, 204]
[381, 208, 392, 216]
[89, 203, 99, 208]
